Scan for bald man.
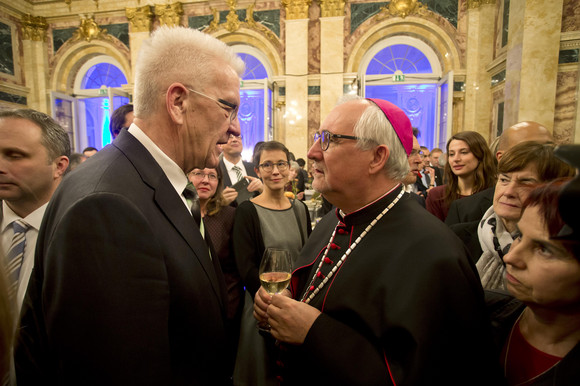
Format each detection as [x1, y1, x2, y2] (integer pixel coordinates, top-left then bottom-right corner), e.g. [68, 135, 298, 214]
[495, 121, 553, 160]
[445, 121, 553, 226]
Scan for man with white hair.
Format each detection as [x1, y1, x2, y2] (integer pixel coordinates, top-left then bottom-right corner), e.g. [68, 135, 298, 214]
[16, 27, 244, 385]
[254, 97, 501, 385]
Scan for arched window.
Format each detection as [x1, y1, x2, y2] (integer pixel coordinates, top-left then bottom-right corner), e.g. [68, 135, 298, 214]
[361, 38, 447, 149]
[366, 44, 432, 75]
[81, 63, 127, 89]
[75, 59, 129, 149]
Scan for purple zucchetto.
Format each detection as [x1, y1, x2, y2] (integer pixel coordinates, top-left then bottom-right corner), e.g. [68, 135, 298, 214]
[366, 98, 413, 156]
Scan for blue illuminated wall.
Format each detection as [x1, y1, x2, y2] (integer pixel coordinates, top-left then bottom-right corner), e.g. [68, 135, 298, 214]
[238, 53, 270, 161]
[365, 44, 437, 149]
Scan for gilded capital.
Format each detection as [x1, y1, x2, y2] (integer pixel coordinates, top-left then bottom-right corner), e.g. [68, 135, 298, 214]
[282, 0, 312, 20]
[467, 0, 496, 9]
[319, 0, 346, 18]
[21, 14, 48, 42]
[126, 6, 153, 32]
[378, 0, 428, 19]
[155, 2, 184, 27]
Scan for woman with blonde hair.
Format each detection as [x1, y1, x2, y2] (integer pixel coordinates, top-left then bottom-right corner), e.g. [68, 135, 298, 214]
[427, 131, 496, 221]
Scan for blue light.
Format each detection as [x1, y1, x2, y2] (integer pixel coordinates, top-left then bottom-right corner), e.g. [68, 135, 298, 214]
[101, 98, 111, 146]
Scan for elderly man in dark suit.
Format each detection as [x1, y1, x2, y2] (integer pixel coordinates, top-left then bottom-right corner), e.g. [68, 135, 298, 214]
[16, 26, 244, 386]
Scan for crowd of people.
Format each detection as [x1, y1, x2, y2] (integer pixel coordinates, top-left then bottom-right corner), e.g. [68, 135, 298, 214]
[1, 25, 579, 386]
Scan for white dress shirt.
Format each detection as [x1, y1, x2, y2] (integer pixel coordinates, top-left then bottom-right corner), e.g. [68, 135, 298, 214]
[128, 124, 190, 212]
[222, 157, 247, 185]
[1, 201, 47, 319]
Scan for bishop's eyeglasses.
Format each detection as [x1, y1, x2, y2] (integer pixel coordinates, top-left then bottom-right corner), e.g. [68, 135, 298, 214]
[314, 130, 362, 151]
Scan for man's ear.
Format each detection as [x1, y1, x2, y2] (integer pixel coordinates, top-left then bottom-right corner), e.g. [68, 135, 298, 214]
[166, 83, 188, 125]
[54, 156, 69, 179]
[369, 145, 389, 174]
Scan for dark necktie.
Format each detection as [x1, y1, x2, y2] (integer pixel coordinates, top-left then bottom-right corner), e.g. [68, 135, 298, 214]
[183, 183, 201, 227]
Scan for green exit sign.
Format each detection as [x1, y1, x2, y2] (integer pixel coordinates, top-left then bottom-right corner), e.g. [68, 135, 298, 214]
[393, 74, 405, 82]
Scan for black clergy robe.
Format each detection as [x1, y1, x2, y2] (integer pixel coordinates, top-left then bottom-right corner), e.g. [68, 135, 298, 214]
[280, 185, 503, 385]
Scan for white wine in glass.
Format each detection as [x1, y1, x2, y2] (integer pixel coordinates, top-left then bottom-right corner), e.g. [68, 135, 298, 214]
[258, 248, 292, 332]
[259, 248, 292, 295]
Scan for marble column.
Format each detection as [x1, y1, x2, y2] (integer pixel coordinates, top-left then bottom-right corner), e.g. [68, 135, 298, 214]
[504, 0, 563, 129]
[126, 5, 154, 86]
[463, 0, 496, 140]
[21, 14, 50, 112]
[282, 0, 311, 158]
[319, 0, 346, 120]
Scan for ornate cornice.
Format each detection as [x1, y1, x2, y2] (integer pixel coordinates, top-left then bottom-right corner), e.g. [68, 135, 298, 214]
[72, 14, 112, 43]
[245, 3, 277, 41]
[467, 0, 496, 10]
[282, 0, 312, 20]
[21, 14, 48, 42]
[126, 6, 153, 33]
[206, 2, 278, 44]
[319, 0, 346, 18]
[224, 0, 241, 32]
[154, 2, 183, 27]
[377, 0, 428, 20]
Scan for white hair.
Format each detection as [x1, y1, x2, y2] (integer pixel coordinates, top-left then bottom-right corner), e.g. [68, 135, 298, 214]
[336, 96, 410, 181]
[133, 26, 245, 118]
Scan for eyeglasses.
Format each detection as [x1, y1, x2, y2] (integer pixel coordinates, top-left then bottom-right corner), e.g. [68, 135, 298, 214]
[189, 171, 219, 181]
[229, 134, 243, 140]
[258, 161, 289, 172]
[187, 88, 238, 122]
[314, 130, 361, 151]
[409, 149, 425, 158]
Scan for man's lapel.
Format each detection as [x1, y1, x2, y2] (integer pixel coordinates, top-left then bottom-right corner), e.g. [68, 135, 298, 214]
[114, 131, 224, 308]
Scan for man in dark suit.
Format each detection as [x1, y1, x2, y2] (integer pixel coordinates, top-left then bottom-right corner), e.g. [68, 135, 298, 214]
[16, 26, 244, 385]
[218, 133, 262, 205]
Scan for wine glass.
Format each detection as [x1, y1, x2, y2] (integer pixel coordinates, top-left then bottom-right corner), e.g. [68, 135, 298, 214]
[258, 248, 292, 332]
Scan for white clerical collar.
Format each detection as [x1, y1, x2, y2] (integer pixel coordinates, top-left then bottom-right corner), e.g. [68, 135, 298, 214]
[127, 124, 188, 201]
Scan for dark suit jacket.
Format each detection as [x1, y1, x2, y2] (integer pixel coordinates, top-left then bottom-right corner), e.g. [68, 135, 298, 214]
[218, 158, 257, 187]
[433, 166, 444, 186]
[445, 187, 495, 227]
[414, 175, 428, 198]
[15, 130, 231, 385]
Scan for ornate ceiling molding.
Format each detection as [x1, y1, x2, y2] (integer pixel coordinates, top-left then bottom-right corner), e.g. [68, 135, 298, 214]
[154, 2, 183, 27]
[377, 0, 428, 20]
[71, 14, 112, 43]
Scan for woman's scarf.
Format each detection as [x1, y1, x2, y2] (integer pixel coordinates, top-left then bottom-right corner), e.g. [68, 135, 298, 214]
[476, 206, 515, 290]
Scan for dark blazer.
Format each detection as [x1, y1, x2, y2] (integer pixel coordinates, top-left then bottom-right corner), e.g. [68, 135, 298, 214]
[414, 175, 428, 198]
[218, 158, 258, 187]
[433, 166, 444, 186]
[445, 187, 495, 226]
[15, 130, 231, 385]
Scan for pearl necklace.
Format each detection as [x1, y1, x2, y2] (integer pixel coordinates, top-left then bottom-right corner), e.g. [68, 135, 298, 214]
[300, 189, 405, 304]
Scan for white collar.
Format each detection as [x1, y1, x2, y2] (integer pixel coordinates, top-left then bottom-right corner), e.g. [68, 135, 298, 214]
[127, 123, 188, 197]
[1, 201, 47, 232]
